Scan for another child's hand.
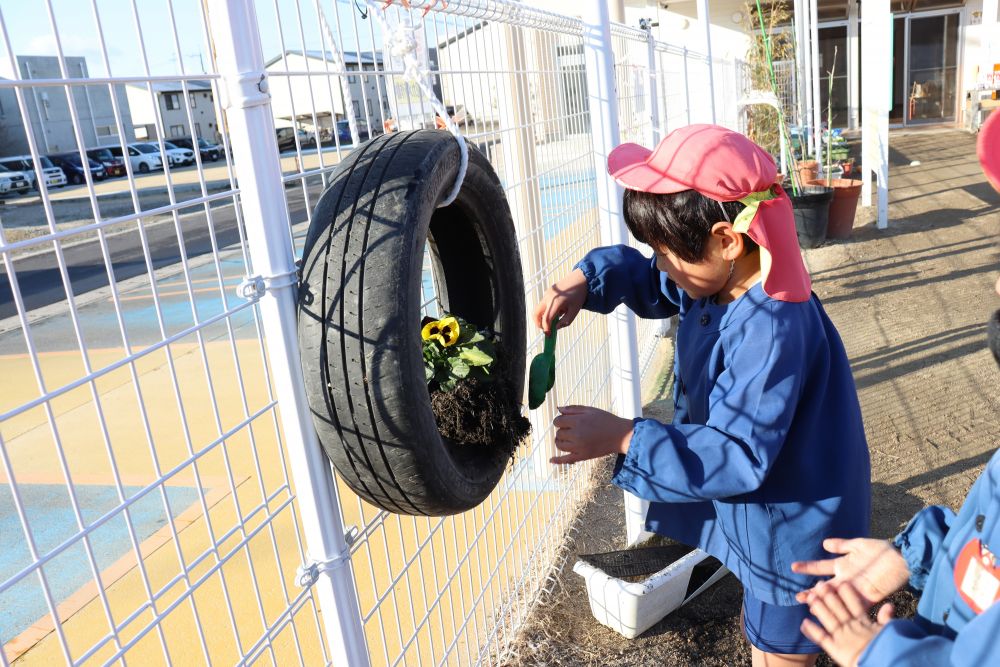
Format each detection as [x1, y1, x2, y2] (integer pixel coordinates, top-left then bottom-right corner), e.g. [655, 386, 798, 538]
[800, 582, 894, 667]
[533, 269, 588, 335]
[551, 405, 633, 464]
[791, 538, 909, 608]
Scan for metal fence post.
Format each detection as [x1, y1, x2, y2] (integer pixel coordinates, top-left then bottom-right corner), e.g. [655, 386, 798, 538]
[644, 27, 661, 145]
[583, 0, 647, 546]
[206, 1, 371, 664]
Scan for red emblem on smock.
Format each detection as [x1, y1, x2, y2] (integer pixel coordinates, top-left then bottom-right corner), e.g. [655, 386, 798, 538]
[953, 538, 1000, 614]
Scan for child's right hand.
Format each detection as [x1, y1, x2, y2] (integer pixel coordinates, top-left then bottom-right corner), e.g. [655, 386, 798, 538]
[533, 268, 588, 335]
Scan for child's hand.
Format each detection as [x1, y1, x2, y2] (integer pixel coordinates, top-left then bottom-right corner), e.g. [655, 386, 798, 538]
[791, 538, 909, 608]
[800, 582, 894, 667]
[533, 269, 588, 335]
[551, 405, 633, 464]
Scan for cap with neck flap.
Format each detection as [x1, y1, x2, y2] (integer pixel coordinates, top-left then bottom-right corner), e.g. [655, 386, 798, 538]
[608, 124, 812, 303]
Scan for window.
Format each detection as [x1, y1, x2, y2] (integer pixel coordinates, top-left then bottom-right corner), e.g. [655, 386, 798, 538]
[189, 93, 197, 108]
[195, 122, 202, 137]
[164, 93, 181, 110]
[352, 100, 360, 118]
[169, 125, 185, 137]
[347, 64, 358, 84]
[96, 125, 115, 137]
[366, 98, 373, 116]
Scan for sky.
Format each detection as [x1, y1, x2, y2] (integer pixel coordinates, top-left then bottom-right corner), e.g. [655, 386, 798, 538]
[0, 0, 458, 80]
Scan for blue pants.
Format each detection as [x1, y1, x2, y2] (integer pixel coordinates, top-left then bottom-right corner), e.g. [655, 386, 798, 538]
[742, 590, 822, 655]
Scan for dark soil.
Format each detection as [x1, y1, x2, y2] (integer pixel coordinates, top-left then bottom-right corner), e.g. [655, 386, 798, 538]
[429, 374, 531, 458]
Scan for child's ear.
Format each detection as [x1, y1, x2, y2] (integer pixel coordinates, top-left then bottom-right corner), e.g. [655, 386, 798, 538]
[710, 221, 743, 261]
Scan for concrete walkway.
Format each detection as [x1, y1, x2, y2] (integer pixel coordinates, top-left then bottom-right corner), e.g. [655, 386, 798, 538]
[505, 128, 1000, 666]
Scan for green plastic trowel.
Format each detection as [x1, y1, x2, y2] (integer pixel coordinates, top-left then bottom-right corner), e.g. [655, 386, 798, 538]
[528, 318, 559, 410]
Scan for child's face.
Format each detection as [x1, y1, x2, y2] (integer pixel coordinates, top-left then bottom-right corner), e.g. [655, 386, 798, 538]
[653, 243, 731, 299]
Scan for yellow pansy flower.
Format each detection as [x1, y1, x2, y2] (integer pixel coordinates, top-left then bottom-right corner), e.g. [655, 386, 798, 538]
[421, 316, 460, 347]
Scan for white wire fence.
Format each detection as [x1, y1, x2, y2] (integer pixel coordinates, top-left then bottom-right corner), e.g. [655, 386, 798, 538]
[0, 1, 743, 664]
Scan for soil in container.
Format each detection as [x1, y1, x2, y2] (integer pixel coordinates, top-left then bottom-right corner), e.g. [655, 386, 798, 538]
[580, 534, 723, 593]
[429, 343, 531, 463]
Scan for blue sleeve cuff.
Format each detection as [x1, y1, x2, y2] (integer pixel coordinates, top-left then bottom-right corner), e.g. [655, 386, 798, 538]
[859, 619, 953, 666]
[611, 417, 647, 494]
[892, 505, 955, 592]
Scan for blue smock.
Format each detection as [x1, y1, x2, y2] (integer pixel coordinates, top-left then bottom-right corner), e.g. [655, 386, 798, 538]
[576, 245, 871, 606]
[860, 448, 1000, 666]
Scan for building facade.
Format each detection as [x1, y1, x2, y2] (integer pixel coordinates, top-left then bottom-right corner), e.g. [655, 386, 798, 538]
[0, 55, 134, 156]
[125, 80, 221, 143]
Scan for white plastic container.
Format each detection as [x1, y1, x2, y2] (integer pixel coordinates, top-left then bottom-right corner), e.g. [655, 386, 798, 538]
[573, 549, 728, 639]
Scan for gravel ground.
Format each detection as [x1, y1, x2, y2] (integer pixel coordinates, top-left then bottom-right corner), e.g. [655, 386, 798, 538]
[504, 128, 999, 666]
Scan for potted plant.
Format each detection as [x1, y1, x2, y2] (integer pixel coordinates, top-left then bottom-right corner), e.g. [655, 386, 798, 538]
[806, 47, 863, 240]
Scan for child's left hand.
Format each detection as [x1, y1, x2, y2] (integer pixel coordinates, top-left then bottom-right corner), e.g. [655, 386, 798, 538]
[551, 405, 633, 464]
[800, 582, 894, 667]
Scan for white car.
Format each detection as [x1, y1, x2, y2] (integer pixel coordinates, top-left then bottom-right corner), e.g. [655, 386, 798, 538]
[0, 164, 31, 196]
[0, 155, 67, 189]
[132, 142, 193, 168]
[109, 144, 163, 173]
[160, 141, 196, 166]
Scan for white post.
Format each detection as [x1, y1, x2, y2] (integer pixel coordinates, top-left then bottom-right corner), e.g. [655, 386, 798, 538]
[860, 0, 890, 228]
[810, 0, 822, 161]
[646, 27, 661, 145]
[847, 0, 860, 130]
[793, 0, 807, 134]
[583, 0, 647, 546]
[983, 1, 999, 96]
[696, 0, 717, 123]
[206, 2, 371, 665]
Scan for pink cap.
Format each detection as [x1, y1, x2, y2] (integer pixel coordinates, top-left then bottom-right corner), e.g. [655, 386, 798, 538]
[979, 110, 1000, 192]
[608, 124, 811, 303]
[608, 124, 778, 200]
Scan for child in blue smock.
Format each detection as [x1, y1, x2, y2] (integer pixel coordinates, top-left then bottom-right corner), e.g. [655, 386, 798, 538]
[535, 125, 871, 666]
[789, 106, 1000, 667]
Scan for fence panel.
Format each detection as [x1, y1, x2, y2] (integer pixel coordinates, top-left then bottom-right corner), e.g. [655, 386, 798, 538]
[1, 1, 742, 665]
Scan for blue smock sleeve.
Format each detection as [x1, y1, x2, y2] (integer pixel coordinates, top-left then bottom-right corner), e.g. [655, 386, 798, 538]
[859, 603, 1000, 667]
[612, 300, 806, 501]
[892, 505, 957, 591]
[574, 244, 681, 319]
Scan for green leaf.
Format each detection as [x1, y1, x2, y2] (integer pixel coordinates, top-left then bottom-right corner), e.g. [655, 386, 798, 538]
[450, 358, 470, 378]
[425, 364, 434, 381]
[527, 353, 553, 409]
[459, 347, 493, 367]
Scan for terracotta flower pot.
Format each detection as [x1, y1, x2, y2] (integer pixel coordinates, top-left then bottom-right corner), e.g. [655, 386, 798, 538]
[808, 178, 862, 239]
[796, 160, 819, 185]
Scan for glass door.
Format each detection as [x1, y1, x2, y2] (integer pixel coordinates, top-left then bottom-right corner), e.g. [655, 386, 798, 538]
[818, 26, 849, 128]
[906, 12, 960, 124]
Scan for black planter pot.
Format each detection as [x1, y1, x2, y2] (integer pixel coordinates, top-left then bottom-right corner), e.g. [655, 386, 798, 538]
[789, 185, 833, 249]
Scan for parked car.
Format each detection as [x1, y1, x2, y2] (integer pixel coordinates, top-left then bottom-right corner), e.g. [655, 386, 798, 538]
[334, 119, 371, 145]
[108, 144, 162, 173]
[275, 127, 315, 152]
[170, 136, 224, 162]
[48, 153, 106, 185]
[0, 155, 67, 189]
[0, 164, 31, 196]
[85, 148, 127, 178]
[159, 141, 196, 166]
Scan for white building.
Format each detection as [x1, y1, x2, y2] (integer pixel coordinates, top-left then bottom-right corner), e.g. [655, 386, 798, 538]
[125, 80, 220, 142]
[264, 50, 391, 136]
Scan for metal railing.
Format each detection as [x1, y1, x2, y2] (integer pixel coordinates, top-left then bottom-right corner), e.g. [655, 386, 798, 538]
[0, 1, 742, 664]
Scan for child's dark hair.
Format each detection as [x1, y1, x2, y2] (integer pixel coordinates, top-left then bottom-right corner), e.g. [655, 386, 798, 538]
[622, 188, 759, 263]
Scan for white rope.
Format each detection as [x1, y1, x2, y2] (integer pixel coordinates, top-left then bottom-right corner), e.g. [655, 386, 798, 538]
[367, 1, 468, 207]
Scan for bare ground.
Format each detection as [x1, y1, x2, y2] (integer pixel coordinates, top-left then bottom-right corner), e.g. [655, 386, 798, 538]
[504, 128, 1000, 666]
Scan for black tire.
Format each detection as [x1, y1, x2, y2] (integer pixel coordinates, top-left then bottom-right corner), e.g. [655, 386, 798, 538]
[297, 129, 525, 516]
[139, 162, 150, 174]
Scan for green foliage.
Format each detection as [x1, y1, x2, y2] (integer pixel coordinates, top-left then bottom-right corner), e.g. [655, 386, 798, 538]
[422, 315, 495, 392]
[741, 0, 795, 159]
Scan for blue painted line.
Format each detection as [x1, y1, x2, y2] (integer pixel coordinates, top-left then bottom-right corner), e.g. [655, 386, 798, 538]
[0, 484, 199, 644]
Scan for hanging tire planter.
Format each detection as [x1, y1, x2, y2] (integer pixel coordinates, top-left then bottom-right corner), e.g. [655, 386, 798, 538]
[297, 129, 528, 516]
